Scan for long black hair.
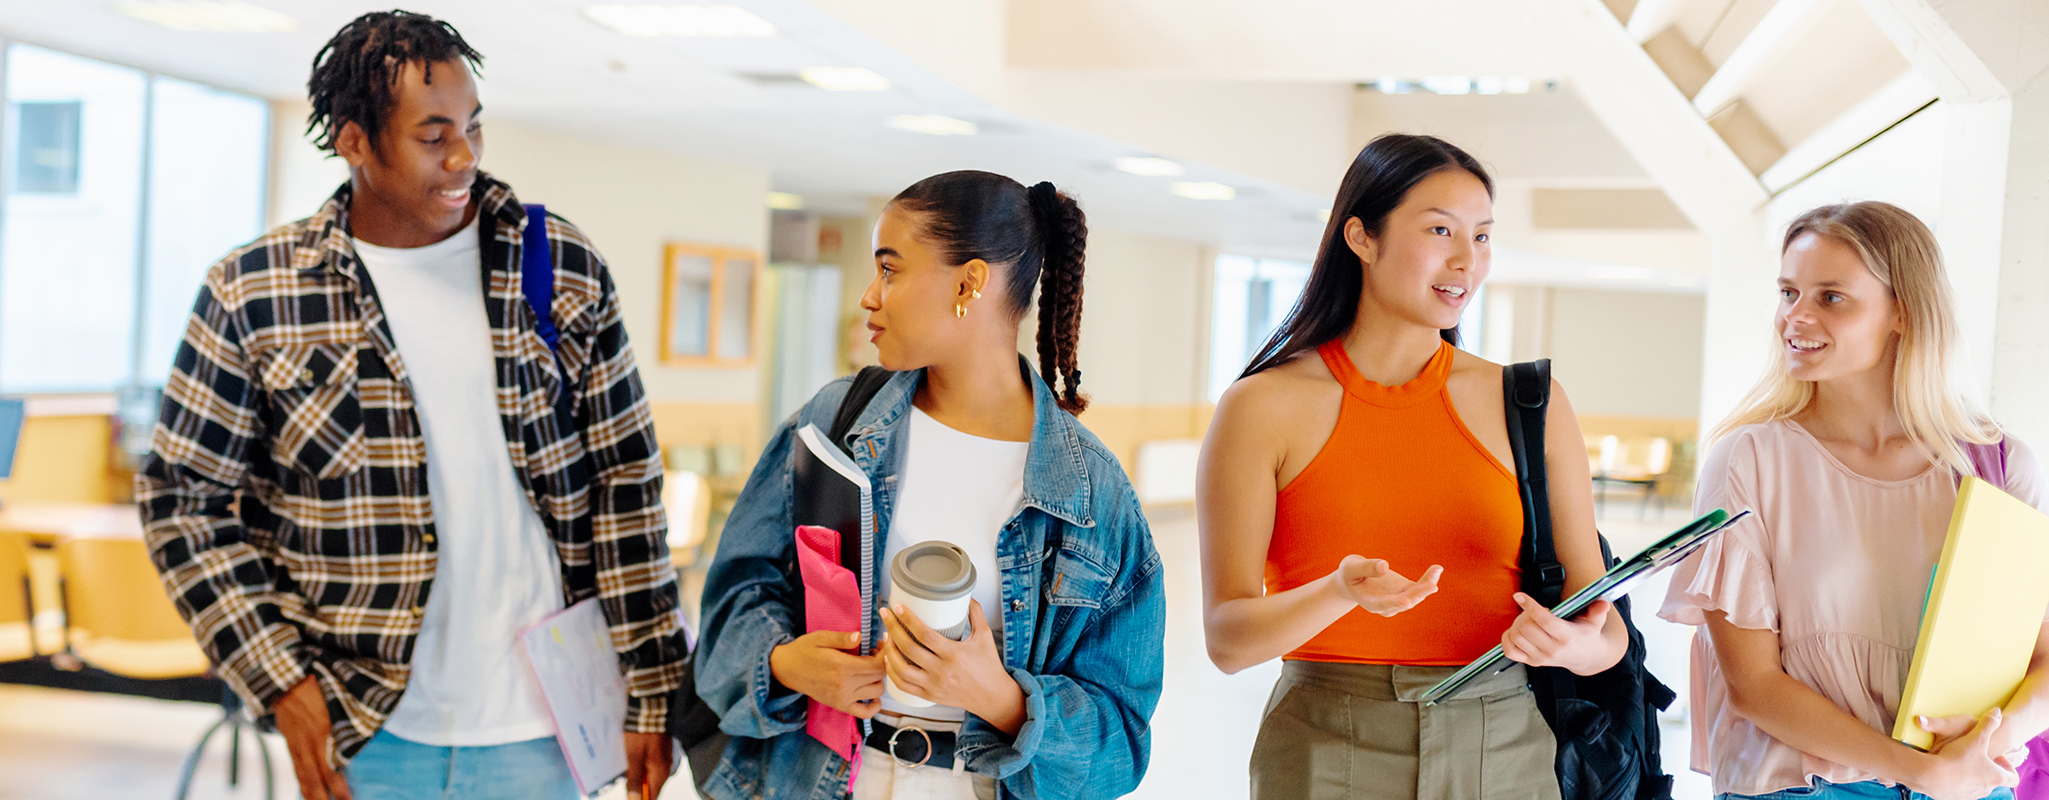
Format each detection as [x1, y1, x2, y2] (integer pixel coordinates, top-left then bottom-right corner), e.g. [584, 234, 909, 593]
[1239, 133, 1493, 379]
[306, 10, 484, 153]
[889, 171, 1090, 414]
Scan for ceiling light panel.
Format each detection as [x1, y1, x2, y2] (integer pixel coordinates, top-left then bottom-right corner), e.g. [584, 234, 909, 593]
[766, 192, 805, 210]
[1363, 76, 1547, 95]
[799, 67, 889, 92]
[583, 4, 775, 37]
[114, 0, 297, 32]
[1171, 182, 1236, 201]
[888, 115, 977, 136]
[1115, 157, 1184, 177]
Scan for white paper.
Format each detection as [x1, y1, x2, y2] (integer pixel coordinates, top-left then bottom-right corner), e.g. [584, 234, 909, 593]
[520, 598, 627, 797]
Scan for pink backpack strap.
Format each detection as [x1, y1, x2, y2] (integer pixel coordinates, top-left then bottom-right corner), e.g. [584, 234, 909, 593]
[1958, 438, 2010, 490]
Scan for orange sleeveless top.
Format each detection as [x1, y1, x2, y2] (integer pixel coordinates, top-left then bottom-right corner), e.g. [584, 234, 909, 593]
[1264, 339, 1526, 665]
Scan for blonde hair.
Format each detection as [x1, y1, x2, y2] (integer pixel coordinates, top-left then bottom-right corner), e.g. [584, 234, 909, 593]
[1710, 201, 1997, 473]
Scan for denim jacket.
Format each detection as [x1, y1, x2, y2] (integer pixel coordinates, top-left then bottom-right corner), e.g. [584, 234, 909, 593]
[694, 362, 1165, 800]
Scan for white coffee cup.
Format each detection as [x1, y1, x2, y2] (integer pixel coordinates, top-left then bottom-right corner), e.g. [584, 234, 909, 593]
[884, 541, 977, 707]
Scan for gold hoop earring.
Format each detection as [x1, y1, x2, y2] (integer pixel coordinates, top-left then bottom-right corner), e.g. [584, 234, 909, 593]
[955, 304, 966, 319]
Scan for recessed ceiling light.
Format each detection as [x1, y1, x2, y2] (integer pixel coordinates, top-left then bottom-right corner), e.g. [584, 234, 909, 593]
[799, 67, 889, 92]
[767, 192, 805, 210]
[888, 115, 977, 136]
[1420, 76, 1472, 95]
[1114, 156, 1184, 177]
[1588, 265, 1654, 282]
[583, 4, 775, 37]
[113, 0, 296, 32]
[1171, 182, 1236, 201]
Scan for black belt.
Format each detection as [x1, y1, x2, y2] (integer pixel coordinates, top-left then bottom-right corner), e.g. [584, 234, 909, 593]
[865, 717, 959, 770]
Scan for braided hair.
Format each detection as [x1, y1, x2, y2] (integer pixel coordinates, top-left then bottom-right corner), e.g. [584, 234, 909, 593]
[306, 10, 484, 154]
[890, 171, 1091, 414]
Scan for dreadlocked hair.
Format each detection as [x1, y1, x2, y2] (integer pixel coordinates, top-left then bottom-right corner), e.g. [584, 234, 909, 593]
[890, 171, 1091, 414]
[306, 10, 483, 153]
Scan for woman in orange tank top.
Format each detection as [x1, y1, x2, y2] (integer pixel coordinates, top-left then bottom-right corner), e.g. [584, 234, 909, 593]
[1198, 134, 1625, 800]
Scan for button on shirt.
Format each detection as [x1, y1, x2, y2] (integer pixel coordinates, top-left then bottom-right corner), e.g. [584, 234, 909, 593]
[353, 215, 565, 746]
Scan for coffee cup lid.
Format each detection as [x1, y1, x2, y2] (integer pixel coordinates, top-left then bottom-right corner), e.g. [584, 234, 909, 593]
[890, 541, 976, 600]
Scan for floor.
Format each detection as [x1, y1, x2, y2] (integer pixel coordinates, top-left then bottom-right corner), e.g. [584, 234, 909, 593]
[0, 500, 1715, 800]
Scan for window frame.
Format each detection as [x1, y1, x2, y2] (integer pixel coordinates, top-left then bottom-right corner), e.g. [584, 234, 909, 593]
[0, 36, 270, 395]
[659, 241, 763, 367]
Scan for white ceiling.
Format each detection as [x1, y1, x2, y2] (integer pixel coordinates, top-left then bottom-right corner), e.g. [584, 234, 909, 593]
[0, 0, 1367, 252]
[0, 0, 1688, 258]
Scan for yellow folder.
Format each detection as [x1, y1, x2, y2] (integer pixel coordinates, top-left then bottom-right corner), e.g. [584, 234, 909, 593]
[1893, 477, 2049, 749]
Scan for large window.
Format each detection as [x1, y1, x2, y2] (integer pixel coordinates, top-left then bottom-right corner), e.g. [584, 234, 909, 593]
[0, 43, 268, 393]
[1207, 254, 1491, 400]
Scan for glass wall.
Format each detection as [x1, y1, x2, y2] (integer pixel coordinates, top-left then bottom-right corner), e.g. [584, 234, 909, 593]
[1207, 254, 1492, 400]
[0, 43, 268, 393]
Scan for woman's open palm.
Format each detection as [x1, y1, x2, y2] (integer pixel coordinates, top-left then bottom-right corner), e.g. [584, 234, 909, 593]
[1335, 554, 1442, 617]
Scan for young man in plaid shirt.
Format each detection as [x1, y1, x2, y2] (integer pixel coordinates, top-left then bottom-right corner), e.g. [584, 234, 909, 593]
[137, 12, 684, 799]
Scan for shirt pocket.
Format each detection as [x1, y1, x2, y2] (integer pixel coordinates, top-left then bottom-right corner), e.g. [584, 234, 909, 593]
[1044, 546, 1115, 609]
[255, 342, 367, 480]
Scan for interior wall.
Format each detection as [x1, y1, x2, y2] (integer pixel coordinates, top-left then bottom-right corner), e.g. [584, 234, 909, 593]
[1545, 288, 1707, 420]
[264, 102, 774, 457]
[1075, 229, 1215, 469]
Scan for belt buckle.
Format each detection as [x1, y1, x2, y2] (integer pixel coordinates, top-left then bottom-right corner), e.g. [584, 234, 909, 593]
[886, 723, 934, 769]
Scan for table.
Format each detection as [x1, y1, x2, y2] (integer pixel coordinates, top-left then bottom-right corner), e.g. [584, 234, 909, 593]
[0, 503, 142, 549]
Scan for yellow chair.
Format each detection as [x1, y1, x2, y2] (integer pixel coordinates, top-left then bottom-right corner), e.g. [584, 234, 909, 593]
[56, 536, 209, 678]
[0, 531, 35, 661]
[58, 536, 274, 799]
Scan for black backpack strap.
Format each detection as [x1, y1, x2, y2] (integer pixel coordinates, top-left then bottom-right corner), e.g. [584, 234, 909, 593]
[830, 366, 895, 455]
[1504, 360, 1566, 607]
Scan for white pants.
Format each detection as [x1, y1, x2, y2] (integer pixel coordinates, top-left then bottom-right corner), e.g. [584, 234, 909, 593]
[850, 714, 999, 800]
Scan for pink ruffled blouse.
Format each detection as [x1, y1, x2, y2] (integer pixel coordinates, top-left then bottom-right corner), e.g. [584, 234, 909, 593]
[1659, 420, 2047, 796]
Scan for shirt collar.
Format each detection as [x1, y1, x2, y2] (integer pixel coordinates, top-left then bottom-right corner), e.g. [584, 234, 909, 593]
[853, 357, 1096, 528]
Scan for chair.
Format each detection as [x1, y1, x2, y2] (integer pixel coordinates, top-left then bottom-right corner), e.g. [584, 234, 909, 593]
[1591, 437, 1674, 520]
[0, 531, 35, 662]
[57, 536, 273, 799]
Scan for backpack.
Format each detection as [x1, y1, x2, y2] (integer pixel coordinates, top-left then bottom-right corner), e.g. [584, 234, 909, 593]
[1502, 360, 1677, 800]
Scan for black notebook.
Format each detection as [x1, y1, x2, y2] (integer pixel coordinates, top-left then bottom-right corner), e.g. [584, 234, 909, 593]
[792, 424, 875, 637]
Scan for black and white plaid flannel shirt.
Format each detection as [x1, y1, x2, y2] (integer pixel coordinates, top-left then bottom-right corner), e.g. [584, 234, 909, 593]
[137, 173, 685, 765]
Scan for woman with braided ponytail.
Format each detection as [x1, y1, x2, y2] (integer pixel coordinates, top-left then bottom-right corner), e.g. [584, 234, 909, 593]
[695, 171, 1164, 800]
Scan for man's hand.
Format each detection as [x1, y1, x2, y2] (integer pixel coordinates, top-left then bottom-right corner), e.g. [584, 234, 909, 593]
[624, 731, 673, 800]
[769, 630, 886, 718]
[275, 676, 351, 800]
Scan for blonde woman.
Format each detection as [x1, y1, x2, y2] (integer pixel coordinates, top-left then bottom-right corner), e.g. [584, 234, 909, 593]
[1660, 202, 2049, 800]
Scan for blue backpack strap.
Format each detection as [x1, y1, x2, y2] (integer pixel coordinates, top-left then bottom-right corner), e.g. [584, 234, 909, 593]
[522, 204, 559, 353]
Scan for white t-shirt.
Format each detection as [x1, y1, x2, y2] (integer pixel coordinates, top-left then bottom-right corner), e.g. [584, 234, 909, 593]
[353, 215, 567, 746]
[879, 407, 1029, 721]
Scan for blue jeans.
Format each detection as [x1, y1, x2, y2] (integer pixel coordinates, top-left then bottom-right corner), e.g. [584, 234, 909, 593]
[344, 730, 580, 800]
[1719, 778, 2017, 800]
